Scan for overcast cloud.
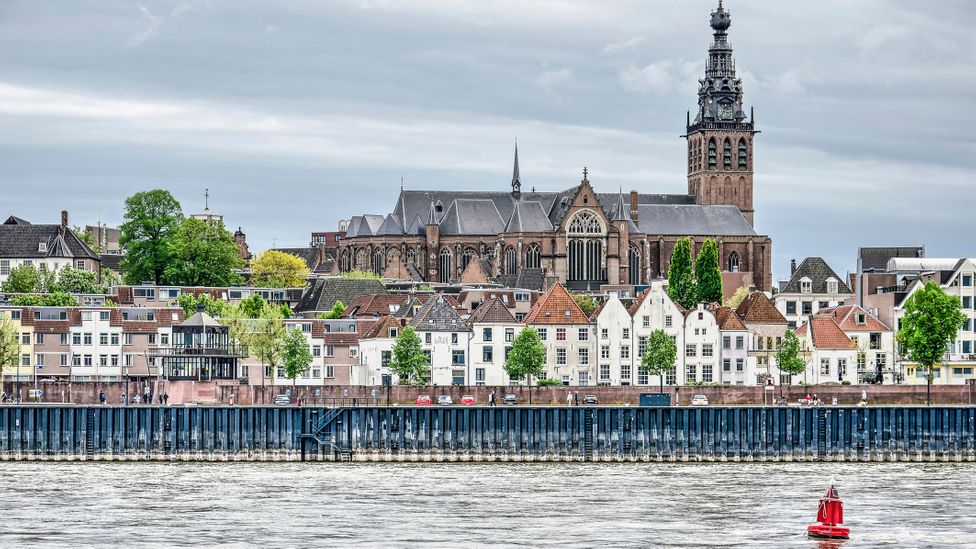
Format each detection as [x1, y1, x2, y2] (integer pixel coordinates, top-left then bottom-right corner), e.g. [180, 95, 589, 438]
[1, 0, 974, 281]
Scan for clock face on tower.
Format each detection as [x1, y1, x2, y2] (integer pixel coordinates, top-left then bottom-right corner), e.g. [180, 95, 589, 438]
[718, 102, 734, 120]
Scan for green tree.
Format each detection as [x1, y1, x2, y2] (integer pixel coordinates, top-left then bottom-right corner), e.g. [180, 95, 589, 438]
[100, 268, 121, 289]
[571, 293, 597, 316]
[52, 266, 104, 294]
[694, 239, 723, 304]
[73, 225, 101, 254]
[388, 326, 430, 385]
[505, 327, 546, 386]
[641, 329, 677, 393]
[11, 293, 78, 307]
[239, 294, 268, 318]
[898, 281, 967, 405]
[0, 317, 20, 383]
[119, 189, 183, 284]
[163, 217, 245, 286]
[776, 330, 807, 383]
[281, 328, 313, 386]
[723, 286, 750, 309]
[251, 250, 311, 288]
[249, 306, 286, 386]
[177, 292, 226, 318]
[319, 300, 346, 320]
[668, 238, 698, 309]
[340, 270, 382, 281]
[2, 264, 40, 293]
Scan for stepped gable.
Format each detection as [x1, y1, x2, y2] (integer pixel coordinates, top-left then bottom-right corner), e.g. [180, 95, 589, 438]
[468, 297, 517, 325]
[410, 294, 470, 332]
[524, 282, 590, 325]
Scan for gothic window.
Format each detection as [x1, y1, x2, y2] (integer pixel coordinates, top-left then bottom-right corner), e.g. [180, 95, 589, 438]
[568, 239, 604, 282]
[462, 247, 477, 272]
[355, 249, 368, 271]
[439, 248, 452, 283]
[435, 201, 444, 214]
[567, 210, 604, 236]
[738, 139, 748, 170]
[373, 249, 385, 275]
[504, 246, 517, 276]
[340, 251, 350, 272]
[524, 243, 541, 270]
[728, 251, 740, 273]
[628, 244, 641, 286]
[708, 138, 717, 169]
[723, 138, 733, 170]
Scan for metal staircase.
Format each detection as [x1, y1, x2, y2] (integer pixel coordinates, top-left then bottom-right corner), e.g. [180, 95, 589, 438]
[583, 409, 594, 461]
[303, 408, 350, 460]
[817, 409, 827, 460]
[85, 409, 95, 458]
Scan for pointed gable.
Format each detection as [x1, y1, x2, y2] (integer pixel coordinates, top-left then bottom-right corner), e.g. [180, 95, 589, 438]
[525, 282, 590, 325]
[805, 316, 855, 350]
[410, 294, 470, 332]
[713, 306, 748, 331]
[468, 297, 518, 324]
[735, 292, 787, 324]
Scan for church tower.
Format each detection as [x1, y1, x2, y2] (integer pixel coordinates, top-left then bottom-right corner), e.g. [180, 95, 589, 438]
[686, 0, 757, 226]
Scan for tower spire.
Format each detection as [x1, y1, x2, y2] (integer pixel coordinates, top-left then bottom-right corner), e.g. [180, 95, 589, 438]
[511, 140, 522, 200]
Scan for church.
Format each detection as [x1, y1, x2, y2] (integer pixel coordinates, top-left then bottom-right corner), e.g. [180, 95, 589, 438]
[337, 1, 772, 293]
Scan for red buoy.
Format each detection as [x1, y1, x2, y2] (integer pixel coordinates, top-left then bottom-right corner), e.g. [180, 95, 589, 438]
[807, 484, 850, 540]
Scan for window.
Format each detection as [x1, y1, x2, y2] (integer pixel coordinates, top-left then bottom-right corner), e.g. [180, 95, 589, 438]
[99, 333, 108, 345]
[722, 336, 731, 349]
[349, 346, 359, 358]
[622, 328, 630, 339]
[0, 260, 8, 275]
[556, 328, 566, 341]
[425, 333, 432, 345]
[723, 358, 731, 371]
[665, 315, 673, 328]
[538, 328, 547, 341]
[483, 346, 493, 362]
[148, 333, 156, 345]
[133, 288, 156, 299]
[800, 280, 812, 294]
[34, 333, 44, 345]
[381, 351, 391, 368]
[72, 354, 81, 366]
[728, 252, 740, 273]
[785, 301, 797, 315]
[686, 344, 696, 357]
[10, 310, 20, 320]
[737, 138, 748, 169]
[578, 371, 589, 386]
[735, 336, 745, 350]
[556, 348, 567, 365]
[600, 364, 611, 381]
[600, 345, 610, 359]
[736, 358, 744, 371]
[451, 333, 458, 345]
[837, 359, 847, 379]
[620, 364, 631, 381]
[578, 328, 588, 341]
[685, 364, 697, 383]
[620, 345, 630, 359]
[84, 333, 93, 345]
[802, 302, 813, 315]
[702, 344, 713, 357]
[99, 354, 108, 367]
[21, 354, 30, 366]
[325, 366, 335, 379]
[963, 275, 973, 287]
[476, 368, 485, 382]
[324, 345, 334, 357]
[483, 328, 492, 342]
[642, 316, 650, 328]
[600, 328, 608, 339]
[452, 350, 465, 365]
[708, 138, 717, 168]
[963, 296, 973, 309]
[638, 336, 648, 357]
[702, 364, 713, 383]
[72, 333, 81, 345]
[99, 311, 110, 321]
[60, 354, 67, 366]
[826, 279, 838, 294]
[83, 355, 92, 366]
[505, 328, 514, 342]
[820, 358, 830, 376]
[578, 348, 589, 365]
[819, 301, 830, 310]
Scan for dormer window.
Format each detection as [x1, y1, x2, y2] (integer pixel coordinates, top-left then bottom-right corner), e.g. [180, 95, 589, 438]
[856, 313, 867, 325]
[800, 278, 812, 294]
[38, 242, 47, 253]
[389, 328, 398, 338]
[826, 278, 838, 295]
[435, 201, 443, 213]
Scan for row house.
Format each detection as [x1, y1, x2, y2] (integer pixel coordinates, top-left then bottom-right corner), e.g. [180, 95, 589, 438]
[774, 257, 853, 329]
[468, 298, 523, 386]
[256, 318, 368, 386]
[525, 283, 595, 386]
[112, 284, 305, 310]
[735, 291, 790, 385]
[0, 305, 184, 382]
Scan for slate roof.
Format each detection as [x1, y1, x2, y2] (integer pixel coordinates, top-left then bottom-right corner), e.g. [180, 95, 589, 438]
[295, 278, 387, 313]
[375, 214, 404, 236]
[344, 294, 409, 318]
[410, 294, 471, 332]
[345, 215, 385, 238]
[438, 199, 507, 236]
[636, 204, 756, 236]
[859, 246, 924, 272]
[505, 201, 554, 233]
[0, 221, 100, 260]
[180, 309, 223, 328]
[781, 257, 852, 294]
[524, 282, 590, 325]
[735, 292, 787, 324]
[468, 297, 519, 325]
[493, 268, 546, 292]
[100, 253, 124, 273]
[802, 316, 855, 350]
[4, 216, 31, 225]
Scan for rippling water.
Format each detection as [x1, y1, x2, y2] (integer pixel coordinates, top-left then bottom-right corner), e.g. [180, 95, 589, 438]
[1, 462, 974, 548]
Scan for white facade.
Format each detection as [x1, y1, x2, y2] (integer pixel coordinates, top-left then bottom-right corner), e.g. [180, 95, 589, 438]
[775, 279, 852, 330]
[469, 322, 522, 386]
[682, 305, 720, 385]
[535, 324, 596, 386]
[718, 325, 753, 386]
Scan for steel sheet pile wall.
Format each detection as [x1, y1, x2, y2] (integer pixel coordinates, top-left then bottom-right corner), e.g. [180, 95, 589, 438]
[0, 406, 974, 462]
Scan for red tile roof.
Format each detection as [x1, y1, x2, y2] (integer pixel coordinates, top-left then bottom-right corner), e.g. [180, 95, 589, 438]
[525, 282, 590, 325]
[344, 294, 409, 318]
[820, 305, 891, 332]
[360, 316, 404, 340]
[805, 316, 855, 350]
[468, 298, 518, 324]
[713, 306, 747, 331]
[735, 292, 787, 324]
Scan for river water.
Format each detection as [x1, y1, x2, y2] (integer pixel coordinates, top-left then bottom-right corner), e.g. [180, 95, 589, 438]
[0, 462, 973, 548]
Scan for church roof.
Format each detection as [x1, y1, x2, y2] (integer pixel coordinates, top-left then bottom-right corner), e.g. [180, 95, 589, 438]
[438, 199, 507, 236]
[636, 204, 755, 236]
[346, 215, 385, 238]
[375, 214, 404, 236]
[505, 201, 554, 233]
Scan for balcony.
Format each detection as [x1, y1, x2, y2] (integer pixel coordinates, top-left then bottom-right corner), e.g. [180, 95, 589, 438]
[147, 343, 247, 358]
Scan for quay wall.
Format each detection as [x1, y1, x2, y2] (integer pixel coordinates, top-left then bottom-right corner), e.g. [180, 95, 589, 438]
[6, 380, 976, 407]
[1, 405, 974, 462]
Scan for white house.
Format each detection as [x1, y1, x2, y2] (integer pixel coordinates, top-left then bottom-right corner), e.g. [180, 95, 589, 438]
[467, 298, 523, 386]
[626, 281, 685, 387]
[683, 304, 720, 385]
[0, 213, 101, 286]
[525, 282, 596, 386]
[774, 257, 853, 329]
[713, 305, 754, 385]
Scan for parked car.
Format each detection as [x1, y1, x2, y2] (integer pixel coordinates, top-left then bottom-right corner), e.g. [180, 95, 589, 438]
[690, 394, 709, 406]
[416, 395, 432, 406]
[460, 395, 476, 406]
[437, 395, 453, 406]
[273, 394, 290, 406]
[503, 394, 518, 406]
[582, 394, 598, 405]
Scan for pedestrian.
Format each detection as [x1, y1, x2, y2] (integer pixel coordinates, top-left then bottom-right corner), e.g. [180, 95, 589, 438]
[133, 394, 141, 405]
[489, 390, 496, 407]
[144, 384, 150, 401]
[120, 393, 126, 405]
[861, 389, 868, 405]
[805, 393, 812, 406]
[99, 391, 106, 405]
[812, 393, 820, 406]
[163, 393, 169, 405]
[158, 393, 164, 405]
[566, 392, 573, 407]
[574, 391, 580, 407]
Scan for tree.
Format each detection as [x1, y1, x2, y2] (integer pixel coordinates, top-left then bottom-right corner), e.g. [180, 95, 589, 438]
[776, 330, 807, 383]
[319, 300, 346, 320]
[724, 286, 750, 309]
[505, 327, 546, 386]
[73, 225, 100, 254]
[641, 329, 677, 393]
[0, 317, 20, 386]
[52, 266, 104, 294]
[668, 238, 697, 309]
[239, 294, 268, 319]
[571, 293, 597, 316]
[694, 239, 723, 304]
[251, 251, 310, 288]
[249, 306, 286, 386]
[163, 217, 245, 286]
[177, 292, 226, 318]
[119, 189, 183, 284]
[281, 328, 313, 386]
[388, 326, 430, 385]
[898, 281, 967, 405]
[341, 270, 382, 281]
[2, 264, 40, 293]
[11, 292, 78, 307]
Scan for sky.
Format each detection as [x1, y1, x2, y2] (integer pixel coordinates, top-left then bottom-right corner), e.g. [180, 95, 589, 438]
[1, 0, 974, 282]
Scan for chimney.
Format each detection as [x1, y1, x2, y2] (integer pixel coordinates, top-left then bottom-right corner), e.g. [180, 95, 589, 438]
[629, 191, 639, 222]
[61, 210, 68, 230]
[790, 258, 797, 276]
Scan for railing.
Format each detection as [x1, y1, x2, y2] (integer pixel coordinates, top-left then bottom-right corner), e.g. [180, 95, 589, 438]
[146, 344, 248, 357]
